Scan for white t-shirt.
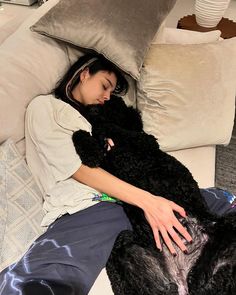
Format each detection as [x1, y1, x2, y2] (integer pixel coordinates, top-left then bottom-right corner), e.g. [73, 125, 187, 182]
[25, 94, 100, 227]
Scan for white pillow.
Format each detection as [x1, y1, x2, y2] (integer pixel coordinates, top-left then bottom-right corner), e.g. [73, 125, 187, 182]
[0, 15, 27, 46]
[137, 38, 236, 152]
[152, 27, 222, 44]
[0, 0, 69, 146]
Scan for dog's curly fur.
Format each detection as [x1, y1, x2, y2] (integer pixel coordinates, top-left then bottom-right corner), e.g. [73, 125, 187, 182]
[72, 95, 236, 295]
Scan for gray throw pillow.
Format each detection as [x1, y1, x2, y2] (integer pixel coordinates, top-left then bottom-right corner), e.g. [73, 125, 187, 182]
[31, 0, 177, 79]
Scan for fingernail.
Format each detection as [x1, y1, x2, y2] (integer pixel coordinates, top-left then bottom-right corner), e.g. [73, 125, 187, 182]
[184, 250, 188, 254]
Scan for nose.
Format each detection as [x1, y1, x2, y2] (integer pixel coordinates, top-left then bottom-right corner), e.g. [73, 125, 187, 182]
[104, 90, 111, 101]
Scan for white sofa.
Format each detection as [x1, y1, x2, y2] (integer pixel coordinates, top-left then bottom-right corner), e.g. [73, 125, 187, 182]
[0, 1, 235, 294]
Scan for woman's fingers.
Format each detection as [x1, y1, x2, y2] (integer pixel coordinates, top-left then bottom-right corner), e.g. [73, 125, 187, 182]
[153, 227, 162, 251]
[105, 138, 114, 151]
[107, 138, 114, 147]
[170, 201, 186, 218]
[143, 196, 193, 254]
[157, 223, 190, 254]
[154, 224, 188, 255]
[173, 217, 192, 244]
[170, 201, 193, 243]
[159, 226, 177, 255]
[167, 226, 188, 253]
[151, 215, 192, 254]
[145, 213, 163, 251]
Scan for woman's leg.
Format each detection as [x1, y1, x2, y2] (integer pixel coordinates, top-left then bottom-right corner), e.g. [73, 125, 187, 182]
[200, 187, 236, 215]
[0, 202, 132, 295]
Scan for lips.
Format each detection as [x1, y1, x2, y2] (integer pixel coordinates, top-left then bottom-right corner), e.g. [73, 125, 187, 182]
[97, 99, 104, 105]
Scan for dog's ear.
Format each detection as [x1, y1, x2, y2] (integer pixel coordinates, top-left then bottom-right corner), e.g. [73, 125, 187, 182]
[82, 104, 106, 126]
[124, 106, 143, 131]
[104, 95, 143, 131]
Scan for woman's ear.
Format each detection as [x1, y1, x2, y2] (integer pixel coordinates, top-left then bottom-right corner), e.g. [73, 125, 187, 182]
[80, 68, 90, 83]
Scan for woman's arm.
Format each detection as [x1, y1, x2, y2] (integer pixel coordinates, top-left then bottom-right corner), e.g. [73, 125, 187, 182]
[73, 164, 192, 255]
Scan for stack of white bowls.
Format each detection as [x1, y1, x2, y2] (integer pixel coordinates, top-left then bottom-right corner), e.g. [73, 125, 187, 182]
[195, 0, 231, 28]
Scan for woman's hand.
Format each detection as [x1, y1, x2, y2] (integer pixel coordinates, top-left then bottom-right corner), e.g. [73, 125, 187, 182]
[142, 195, 192, 255]
[105, 138, 114, 151]
[73, 165, 191, 255]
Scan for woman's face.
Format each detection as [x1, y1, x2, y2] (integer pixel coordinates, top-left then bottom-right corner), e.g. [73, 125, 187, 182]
[72, 69, 117, 105]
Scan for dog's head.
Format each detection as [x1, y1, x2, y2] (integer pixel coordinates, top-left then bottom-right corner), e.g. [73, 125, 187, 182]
[83, 95, 143, 131]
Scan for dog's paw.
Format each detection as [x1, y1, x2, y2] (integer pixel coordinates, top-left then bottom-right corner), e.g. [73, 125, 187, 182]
[72, 130, 104, 167]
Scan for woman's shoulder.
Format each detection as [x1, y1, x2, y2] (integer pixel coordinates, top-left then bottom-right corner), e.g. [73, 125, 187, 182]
[26, 94, 91, 132]
[26, 94, 75, 121]
[27, 94, 65, 113]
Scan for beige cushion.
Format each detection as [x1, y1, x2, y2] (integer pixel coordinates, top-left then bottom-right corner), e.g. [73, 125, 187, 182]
[153, 27, 222, 44]
[31, 0, 177, 80]
[0, 0, 70, 146]
[0, 139, 45, 271]
[137, 38, 236, 152]
[0, 15, 27, 46]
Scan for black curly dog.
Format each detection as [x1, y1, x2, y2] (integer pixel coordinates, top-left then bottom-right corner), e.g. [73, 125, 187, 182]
[72, 95, 236, 295]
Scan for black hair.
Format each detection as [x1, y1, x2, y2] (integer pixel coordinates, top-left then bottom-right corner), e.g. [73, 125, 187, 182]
[54, 53, 129, 113]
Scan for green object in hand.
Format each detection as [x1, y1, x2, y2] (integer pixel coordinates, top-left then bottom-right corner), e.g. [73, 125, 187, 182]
[100, 193, 120, 203]
[93, 193, 122, 204]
